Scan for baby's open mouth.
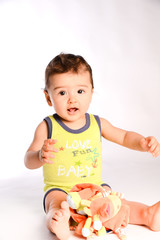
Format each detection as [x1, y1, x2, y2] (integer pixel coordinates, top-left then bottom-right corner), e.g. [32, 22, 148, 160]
[67, 108, 78, 113]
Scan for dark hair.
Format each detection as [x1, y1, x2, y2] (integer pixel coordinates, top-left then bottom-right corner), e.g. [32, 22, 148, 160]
[45, 53, 94, 90]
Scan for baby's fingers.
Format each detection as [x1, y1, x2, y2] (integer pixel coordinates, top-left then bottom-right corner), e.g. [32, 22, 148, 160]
[146, 137, 160, 157]
[44, 139, 58, 152]
[43, 145, 58, 153]
[44, 139, 57, 146]
[39, 150, 55, 164]
[148, 142, 157, 153]
[147, 137, 157, 150]
[151, 145, 160, 158]
[41, 158, 53, 164]
[147, 136, 156, 147]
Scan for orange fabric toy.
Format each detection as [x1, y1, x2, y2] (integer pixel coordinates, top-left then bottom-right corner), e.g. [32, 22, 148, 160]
[67, 183, 130, 239]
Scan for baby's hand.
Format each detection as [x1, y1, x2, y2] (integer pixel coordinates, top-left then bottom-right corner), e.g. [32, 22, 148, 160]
[39, 139, 58, 164]
[140, 136, 160, 158]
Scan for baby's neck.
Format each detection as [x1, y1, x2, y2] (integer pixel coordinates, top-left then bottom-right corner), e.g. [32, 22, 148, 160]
[60, 115, 86, 130]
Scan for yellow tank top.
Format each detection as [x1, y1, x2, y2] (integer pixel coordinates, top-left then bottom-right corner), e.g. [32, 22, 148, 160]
[43, 113, 103, 193]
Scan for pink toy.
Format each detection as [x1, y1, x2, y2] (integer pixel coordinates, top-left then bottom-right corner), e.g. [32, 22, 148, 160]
[67, 183, 130, 239]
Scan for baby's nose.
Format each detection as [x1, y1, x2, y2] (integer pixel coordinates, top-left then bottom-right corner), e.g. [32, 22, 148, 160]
[68, 93, 77, 103]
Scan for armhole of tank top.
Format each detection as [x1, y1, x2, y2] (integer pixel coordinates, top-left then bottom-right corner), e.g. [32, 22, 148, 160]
[94, 115, 102, 138]
[44, 117, 52, 139]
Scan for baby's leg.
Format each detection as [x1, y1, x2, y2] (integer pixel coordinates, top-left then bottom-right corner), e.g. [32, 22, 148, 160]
[122, 199, 160, 231]
[102, 185, 160, 231]
[45, 190, 71, 240]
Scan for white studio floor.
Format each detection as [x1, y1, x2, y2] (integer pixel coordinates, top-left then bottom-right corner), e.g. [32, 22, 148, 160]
[0, 153, 160, 240]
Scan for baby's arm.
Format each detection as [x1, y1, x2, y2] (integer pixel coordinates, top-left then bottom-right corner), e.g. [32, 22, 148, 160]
[24, 121, 58, 169]
[100, 118, 160, 157]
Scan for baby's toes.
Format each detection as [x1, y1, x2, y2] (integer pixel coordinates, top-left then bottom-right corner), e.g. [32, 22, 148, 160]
[58, 210, 63, 217]
[53, 211, 62, 220]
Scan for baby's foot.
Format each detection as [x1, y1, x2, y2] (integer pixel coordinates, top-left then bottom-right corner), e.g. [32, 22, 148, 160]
[148, 201, 160, 231]
[51, 201, 71, 240]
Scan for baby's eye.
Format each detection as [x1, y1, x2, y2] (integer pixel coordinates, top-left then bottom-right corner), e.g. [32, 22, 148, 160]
[77, 89, 84, 94]
[59, 91, 66, 96]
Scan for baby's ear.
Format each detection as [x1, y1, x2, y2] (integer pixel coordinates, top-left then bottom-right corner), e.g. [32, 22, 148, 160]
[44, 90, 52, 106]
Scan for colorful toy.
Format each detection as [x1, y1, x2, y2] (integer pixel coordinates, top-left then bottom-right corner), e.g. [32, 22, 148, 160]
[67, 183, 129, 240]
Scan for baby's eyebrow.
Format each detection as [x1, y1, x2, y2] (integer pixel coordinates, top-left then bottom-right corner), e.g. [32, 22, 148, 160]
[77, 85, 89, 88]
[53, 86, 66, 91]
[53, 85, 89, 91]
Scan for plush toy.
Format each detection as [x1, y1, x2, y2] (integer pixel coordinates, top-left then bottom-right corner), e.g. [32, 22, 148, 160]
[67, 183, 130, 240]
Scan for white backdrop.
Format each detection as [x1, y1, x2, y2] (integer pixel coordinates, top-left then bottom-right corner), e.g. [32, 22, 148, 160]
[0, 0, 160, 186]
[0, 1, 160, 240]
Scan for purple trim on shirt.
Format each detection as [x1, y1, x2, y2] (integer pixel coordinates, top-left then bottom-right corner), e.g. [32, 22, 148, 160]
[94, 114, 101, 136]
[44, 117, 52, 139]
[53, 113, 90, 134]
[44, 113, 101, 138]
[43, 188, 67, 212]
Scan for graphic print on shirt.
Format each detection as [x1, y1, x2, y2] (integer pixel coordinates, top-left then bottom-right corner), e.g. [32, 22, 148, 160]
[57, 139, 100, 178]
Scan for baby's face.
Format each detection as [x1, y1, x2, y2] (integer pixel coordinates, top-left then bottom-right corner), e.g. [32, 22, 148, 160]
[46, 70, 93, 126]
